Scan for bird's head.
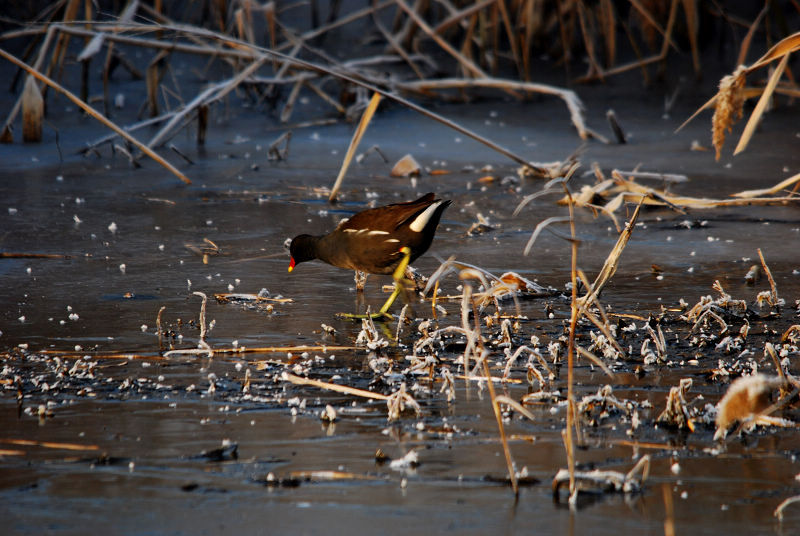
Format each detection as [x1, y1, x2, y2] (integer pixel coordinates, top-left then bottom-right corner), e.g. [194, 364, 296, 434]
[287, 234, 316, 273]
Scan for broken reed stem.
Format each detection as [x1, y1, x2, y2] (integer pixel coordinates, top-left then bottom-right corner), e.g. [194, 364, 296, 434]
[192, 291, 207, 341]
[1, 23, 58, 142]
[757, 248, 779, 307]
[156, 305, 165, 352]
[775, 495, 800, 521]
[0, 45, 191, 184]
[765, 343, 789, 387]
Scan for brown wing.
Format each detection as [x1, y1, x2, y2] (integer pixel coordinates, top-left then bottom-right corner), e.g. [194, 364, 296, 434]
[338, 193, 436, 233]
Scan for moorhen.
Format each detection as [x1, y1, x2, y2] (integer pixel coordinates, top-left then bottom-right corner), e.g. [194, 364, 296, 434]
[288, 192, 451, 318]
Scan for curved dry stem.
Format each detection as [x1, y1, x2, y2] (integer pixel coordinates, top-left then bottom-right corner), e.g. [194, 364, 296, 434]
[522, 216, 571, 256]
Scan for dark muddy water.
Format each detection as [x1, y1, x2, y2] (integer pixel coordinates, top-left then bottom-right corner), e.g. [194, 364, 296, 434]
[2, 57, 800, 535]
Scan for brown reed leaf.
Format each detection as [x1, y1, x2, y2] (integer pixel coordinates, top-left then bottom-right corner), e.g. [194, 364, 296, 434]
[734, 53, 790, 156]
[736, 4, 768, 66]
[711, 66, 746, 161]
[747, 31, 800, 72]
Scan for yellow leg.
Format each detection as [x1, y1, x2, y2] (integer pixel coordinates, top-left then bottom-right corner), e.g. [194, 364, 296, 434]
[338, 247, 411, 321]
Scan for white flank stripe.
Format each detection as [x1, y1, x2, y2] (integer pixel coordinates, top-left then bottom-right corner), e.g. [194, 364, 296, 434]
[409, 202, 441, 232]
[385, 238, 400, 243]
[367, 230, 389, 236]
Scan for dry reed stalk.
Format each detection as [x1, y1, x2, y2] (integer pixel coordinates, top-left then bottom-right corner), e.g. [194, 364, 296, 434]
[563, 180, 580, 502]
[397, 77, 594, 141]
[455, 374, 523, 384]
[680, 0, 700, 75]
[460, 284, 475, 378]
[49, 24, 258, 60]
[520, 215, 572, 256]
[394, 0, 487, 79]
[217, 345, 357, 355]
[576, 269, 624, 355]
[146, 49, 168, 117]
[576, 0, 680, 83]
[461, 278, 518, 495]
[494, 395, 538, 421]
[372, 9, 425, 79]
[574, 347, 615, 377]
[45, 0, 81, 95]
[598, 0, 616, 67]
[746, 31, 800, 72]
[0, 252, 71, 259]
[459, 13, 478, 76]
[576, 197, 643, 309]
[496, 0, 521, 77]
[0, 46, 191, 184]
[663, 483, 676, 536]
[0, 438, 100, 451]
[280, 0, 395, 49]
[282, 372, 390, 401]
[736, 4, 768, 66]
[593, 171, 800, 211]
[576, 0, 602, 80]
[288, 471, 381, 481]
[433, 0, 494, 35]
[732, 172, 800, 198]
[629, 0, 680, 52]
[328, 91, 382, 202]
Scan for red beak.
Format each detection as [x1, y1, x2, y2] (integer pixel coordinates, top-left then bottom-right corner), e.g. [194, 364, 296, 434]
[288, 257, 296, 273]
